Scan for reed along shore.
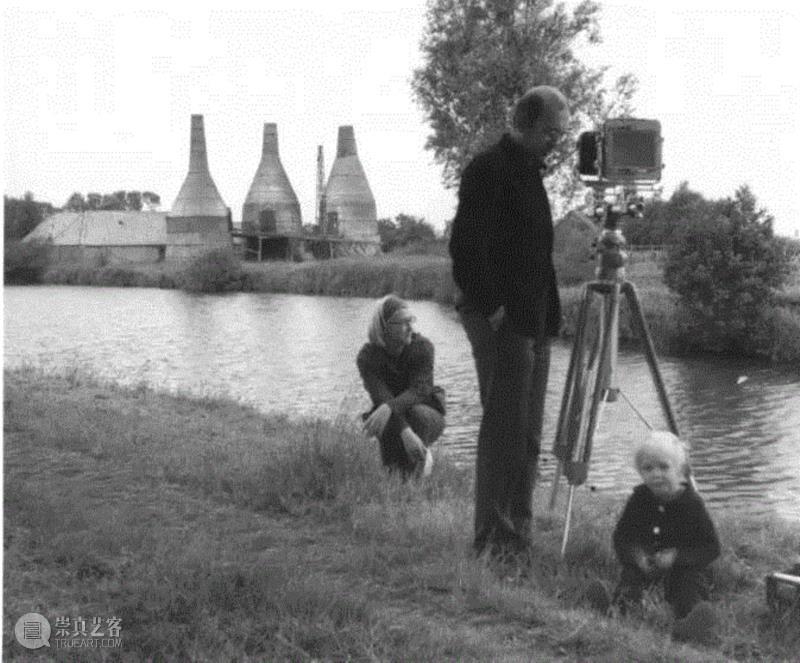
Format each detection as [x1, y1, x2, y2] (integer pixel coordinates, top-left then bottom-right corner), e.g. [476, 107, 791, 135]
[4, 366, 798, 661]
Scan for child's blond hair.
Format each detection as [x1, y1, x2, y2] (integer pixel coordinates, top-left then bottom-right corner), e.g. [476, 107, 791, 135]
[633, 430, 690, 478]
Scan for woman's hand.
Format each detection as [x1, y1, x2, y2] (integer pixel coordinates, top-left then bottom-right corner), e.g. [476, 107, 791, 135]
[364, 403, 392, 438]
[488, 305, 505, 332]
[400, 427, 426, 464]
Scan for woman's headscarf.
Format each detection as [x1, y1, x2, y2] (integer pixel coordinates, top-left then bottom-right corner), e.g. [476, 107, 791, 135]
[368, 294, 409, 348]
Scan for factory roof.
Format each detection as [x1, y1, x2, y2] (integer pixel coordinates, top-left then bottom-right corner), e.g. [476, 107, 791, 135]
[25, 211, 168, 246]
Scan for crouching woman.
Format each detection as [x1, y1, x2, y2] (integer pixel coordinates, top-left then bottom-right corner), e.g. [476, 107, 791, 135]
[356, 295, 446, 478]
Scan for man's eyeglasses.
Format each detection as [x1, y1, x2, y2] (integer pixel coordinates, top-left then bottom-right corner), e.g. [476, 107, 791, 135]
[543, 128, 567, 141]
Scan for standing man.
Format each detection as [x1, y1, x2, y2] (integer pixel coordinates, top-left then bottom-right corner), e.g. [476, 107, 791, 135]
[449, 86, 570, 563]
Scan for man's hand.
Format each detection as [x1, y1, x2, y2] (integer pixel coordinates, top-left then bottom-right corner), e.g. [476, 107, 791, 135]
[488, 305, 505, 331]
[363, 403, 392, 438]
[653, 548, 677, 570]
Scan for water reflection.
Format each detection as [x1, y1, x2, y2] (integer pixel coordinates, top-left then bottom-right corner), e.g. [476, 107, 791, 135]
[4, 285, 799, 520]
[669, 358, 800, 511]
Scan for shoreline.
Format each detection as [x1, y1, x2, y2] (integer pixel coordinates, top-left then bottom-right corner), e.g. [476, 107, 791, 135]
[4, 366, 798, 661]
[14, 252, 800, 364]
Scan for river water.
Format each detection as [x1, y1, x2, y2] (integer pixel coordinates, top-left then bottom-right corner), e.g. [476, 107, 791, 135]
[4, 286, 799, 520]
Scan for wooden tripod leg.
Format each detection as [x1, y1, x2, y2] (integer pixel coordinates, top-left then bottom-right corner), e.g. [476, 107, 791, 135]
[560, 296, 614, 558]
[560, 484, 576, 558]
[581, 284, 619, 466]
[622, 282, 680, 435]
[549, 285, 594, 510]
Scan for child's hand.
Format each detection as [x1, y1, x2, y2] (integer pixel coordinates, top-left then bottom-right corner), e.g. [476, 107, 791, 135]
[653, 548, 677, 570]
[634, 549, 654, 574]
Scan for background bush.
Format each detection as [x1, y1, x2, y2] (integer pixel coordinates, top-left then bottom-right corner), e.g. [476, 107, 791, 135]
[4, 192, 53, 241]
[180, 248, 249, 293]
[623, 181, 709, 247]
[553, 211, 596, 286]
[663, 186, 793, 356]
[4, 240, 52, 284]
[377, 214, 439, 253]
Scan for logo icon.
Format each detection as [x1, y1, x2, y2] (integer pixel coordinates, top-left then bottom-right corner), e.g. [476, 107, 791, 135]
[15, 613, 51, 649]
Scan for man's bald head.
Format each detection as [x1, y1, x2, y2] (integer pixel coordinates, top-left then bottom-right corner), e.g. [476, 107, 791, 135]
[512, 86, 570, 161]
[512, 86, 569, 131]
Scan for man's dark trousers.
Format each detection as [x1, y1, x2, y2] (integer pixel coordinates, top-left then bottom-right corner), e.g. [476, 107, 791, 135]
[459, 305, 551, 556]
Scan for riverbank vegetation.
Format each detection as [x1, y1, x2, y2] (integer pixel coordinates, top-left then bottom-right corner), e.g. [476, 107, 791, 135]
[4, 367, 798, 661]
[7, 184, 800, 363]
[15, 243, 800, 363]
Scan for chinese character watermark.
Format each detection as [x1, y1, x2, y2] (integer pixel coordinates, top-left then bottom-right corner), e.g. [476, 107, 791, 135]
[14, 613, 51, 650]
[16, 612, 122, 650]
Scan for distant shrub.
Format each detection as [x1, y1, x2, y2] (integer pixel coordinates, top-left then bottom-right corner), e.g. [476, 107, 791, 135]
[776, 235, 800, 260]
[553, 211, 596, 286]
[623, 181, 711, 247]
[378, 214, 438, 253]
[180, 249, 249, 293]
[752, 306, 800, 363]
[393, 239, 449, 257]
[4, 239, 52, 284]
[663, 186, 794, 356]
[4, 192, 53, 240]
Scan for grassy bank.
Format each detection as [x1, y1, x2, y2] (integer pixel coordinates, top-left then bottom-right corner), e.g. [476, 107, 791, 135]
[4, 367, 799, 661]
[39, 253, 459, 302]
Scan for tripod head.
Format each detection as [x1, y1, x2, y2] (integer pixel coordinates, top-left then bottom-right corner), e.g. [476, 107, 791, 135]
[585, 182, 656, 283]
[593, 205, 628, 283]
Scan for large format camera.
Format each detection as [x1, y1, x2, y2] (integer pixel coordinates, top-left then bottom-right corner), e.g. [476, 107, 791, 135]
[577, 118, 663, 185]
[576, 118, 664, 276]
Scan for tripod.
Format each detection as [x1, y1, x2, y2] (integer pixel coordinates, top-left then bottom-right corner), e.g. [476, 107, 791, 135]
[548, 203, 681, 558]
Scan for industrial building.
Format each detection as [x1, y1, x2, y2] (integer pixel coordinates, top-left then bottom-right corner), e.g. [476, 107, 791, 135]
[166, 114, 232, 259]
[319, 125, 380, 255]
[237, 122, 304, 261]
[24, 116, 381, 262]
[23, 210, 167, 263]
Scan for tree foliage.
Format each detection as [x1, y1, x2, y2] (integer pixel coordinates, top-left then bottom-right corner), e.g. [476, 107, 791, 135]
[663, 185, 793, 354]
[411, 0, 637, 200]
[4, 240, 52, 284]
[64, 190, 160, 212]
[4, 193, 55, 240]
[180, 249, 248, 293]
[623, 182, 710, 247]
[377, 214, 439, 252]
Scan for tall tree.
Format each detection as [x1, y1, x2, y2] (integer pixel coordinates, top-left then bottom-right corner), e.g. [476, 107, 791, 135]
[142, 191, 161, 210]
[65, 192, 88, 211]
[412, 0, 636, 206]
[87, 193, 102, 210]
[3, 192, 54, 240]
[64, 190, 157, 211]
[126, 191, 142, 211]
[100, 191, 127, 210]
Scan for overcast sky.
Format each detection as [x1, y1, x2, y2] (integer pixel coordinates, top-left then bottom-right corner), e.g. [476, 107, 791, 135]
[3, 0, 798, 237]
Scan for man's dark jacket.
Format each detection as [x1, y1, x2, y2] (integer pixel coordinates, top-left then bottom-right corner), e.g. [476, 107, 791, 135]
[449, 133, 561, 339]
